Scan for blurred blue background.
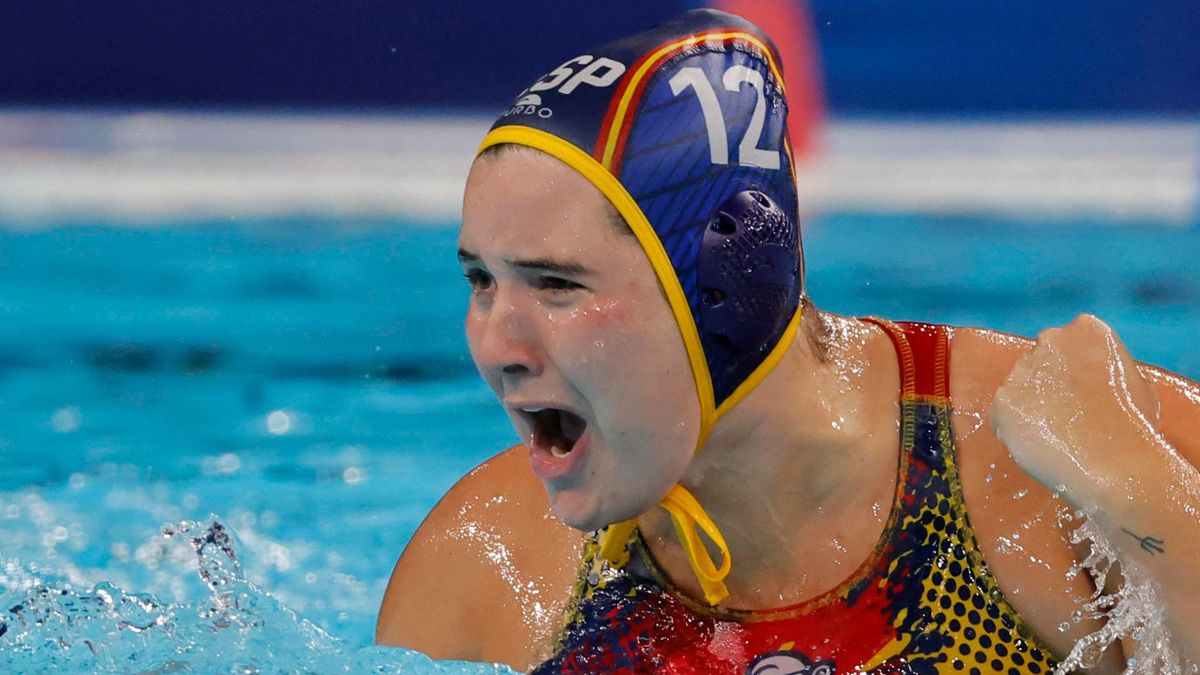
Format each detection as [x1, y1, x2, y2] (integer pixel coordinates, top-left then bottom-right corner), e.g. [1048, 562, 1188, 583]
[0, 1, 1198, 670]
[3, 0, 1199, 113]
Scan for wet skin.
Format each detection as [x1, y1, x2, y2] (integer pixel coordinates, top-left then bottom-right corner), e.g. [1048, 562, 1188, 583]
[377, 149, 1200, 671]
[991, 314, 1200, 664]
[455, 146, 700, 532]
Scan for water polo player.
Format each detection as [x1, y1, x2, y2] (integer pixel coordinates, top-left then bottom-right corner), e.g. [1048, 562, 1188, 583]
[377, 10, 1200, 672]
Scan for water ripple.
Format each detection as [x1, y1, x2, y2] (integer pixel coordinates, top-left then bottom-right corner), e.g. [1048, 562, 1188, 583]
[0, 518, 516, 674]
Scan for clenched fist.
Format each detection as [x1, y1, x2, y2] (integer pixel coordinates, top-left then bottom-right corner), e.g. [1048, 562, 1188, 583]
[991, 314, 1162, 510]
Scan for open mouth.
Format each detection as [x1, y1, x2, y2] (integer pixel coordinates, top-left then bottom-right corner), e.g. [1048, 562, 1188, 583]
[526, 408, 587, 457]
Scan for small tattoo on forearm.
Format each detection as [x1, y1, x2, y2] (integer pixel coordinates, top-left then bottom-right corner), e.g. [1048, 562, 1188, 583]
[1121, 528, 1165, 555]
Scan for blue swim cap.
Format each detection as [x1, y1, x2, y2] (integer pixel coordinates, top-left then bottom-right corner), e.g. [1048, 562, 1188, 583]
[481, 8, 803, 419]
[477, 8, 804, 605]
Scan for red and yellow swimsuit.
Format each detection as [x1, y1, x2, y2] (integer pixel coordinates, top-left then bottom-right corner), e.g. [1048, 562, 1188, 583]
[533, 321, 1060, 674]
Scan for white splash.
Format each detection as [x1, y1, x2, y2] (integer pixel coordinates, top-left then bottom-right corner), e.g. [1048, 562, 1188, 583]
[1055, 516, 1197, 675]
[0, 518, 517, 674]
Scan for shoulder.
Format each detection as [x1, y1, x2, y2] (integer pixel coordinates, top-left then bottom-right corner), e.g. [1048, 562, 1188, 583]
[1139, 364, 1200, 462]
[945, 325, 1030, 401]
[375, 444, 585, 669]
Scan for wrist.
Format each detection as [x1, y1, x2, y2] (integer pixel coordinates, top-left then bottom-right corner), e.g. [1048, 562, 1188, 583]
[1075, 435, 1176, 521]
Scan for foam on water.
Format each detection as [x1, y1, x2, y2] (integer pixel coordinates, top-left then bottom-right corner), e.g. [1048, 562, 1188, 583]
[1055, 514, 1197, 674]
[0, 518, 516, 674]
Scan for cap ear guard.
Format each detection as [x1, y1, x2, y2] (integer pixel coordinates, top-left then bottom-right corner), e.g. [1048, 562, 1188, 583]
[697, 189, 801, 405]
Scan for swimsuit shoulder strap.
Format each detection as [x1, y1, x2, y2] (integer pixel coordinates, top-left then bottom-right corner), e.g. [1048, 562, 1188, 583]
[860, 318, 951, 403]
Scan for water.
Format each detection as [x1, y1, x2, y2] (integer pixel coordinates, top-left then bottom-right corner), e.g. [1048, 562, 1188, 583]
[1054, 515, 1195, 674]
[0, 215, 1197, 671]
[1, 520, 514, 673]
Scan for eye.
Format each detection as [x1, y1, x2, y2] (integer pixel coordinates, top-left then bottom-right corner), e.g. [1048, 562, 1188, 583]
[536, 275, 585, 293]
[462, 268, 493, 291]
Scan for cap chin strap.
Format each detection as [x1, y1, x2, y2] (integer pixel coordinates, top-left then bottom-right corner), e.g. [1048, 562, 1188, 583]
[599, 484, 733, 605]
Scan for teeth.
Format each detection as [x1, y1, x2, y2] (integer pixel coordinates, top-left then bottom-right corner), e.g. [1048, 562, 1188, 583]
[520, 407, 546, 413]
[549, 444, 571, 458]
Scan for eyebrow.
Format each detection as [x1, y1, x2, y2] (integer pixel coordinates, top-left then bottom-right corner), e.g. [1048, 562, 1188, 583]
[457, 248, 592, 276]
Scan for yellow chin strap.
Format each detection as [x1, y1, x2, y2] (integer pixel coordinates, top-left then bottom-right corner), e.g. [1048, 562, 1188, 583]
[479, 125, 803, 607]
[599, 485, 732, 605]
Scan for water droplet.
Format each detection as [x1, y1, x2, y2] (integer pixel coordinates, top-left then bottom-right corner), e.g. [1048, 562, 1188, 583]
[215, 453, 241, 475]
[51, 406, 82, 433]
[266, 409, 292, 435]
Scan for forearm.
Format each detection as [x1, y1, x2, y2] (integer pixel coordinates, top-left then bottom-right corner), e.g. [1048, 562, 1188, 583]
[990, 315, 1200, 665]
[1069, 429, 1200, 664]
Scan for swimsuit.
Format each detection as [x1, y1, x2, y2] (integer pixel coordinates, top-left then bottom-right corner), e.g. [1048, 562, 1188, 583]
[532, 320, 1060, 674]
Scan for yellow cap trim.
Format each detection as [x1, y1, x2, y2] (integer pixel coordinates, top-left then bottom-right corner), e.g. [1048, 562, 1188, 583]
[715, 302, 804, 418]
[478, 126, 716, 437]
[598, 482, 733, 606]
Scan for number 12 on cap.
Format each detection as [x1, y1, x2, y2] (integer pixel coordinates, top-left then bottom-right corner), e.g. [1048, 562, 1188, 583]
[669, 65, 781, 170]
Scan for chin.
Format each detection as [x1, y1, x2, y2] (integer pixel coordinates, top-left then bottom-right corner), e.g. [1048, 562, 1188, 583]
[546, 486, 646, 533]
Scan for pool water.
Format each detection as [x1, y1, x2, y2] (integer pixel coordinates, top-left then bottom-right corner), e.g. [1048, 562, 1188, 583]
[0, 215, 1196, 671]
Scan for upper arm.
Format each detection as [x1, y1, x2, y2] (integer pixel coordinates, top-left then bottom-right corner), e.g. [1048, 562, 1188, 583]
[374, 461, 498, 662]
[375, 445, 584, 668]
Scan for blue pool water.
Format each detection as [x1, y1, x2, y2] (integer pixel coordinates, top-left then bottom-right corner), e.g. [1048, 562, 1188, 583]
[0, 215, 1197, 671]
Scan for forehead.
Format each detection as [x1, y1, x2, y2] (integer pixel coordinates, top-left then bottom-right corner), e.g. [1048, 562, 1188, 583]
[459, 148, 621, 254]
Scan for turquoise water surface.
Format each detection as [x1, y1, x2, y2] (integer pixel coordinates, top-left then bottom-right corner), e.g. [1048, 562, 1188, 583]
[0, 215, 1196, 671]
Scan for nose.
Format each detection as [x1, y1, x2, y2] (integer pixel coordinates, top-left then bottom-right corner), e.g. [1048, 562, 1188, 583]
[468, 297, 543, 381]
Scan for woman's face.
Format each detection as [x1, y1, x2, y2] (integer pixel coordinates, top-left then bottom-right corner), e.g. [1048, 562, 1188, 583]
[458, 148, 700, 531]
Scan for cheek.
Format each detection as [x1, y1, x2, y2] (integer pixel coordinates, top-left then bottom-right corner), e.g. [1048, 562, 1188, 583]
[596, 297, 692, 386]
[464, 311, 480, 344]
[464, 312, 483, 364]
[558, 298, 650, 378]
[553, 298, 632, 351]
[564, 297, 699, 441]
[464, 312, 501, 390]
